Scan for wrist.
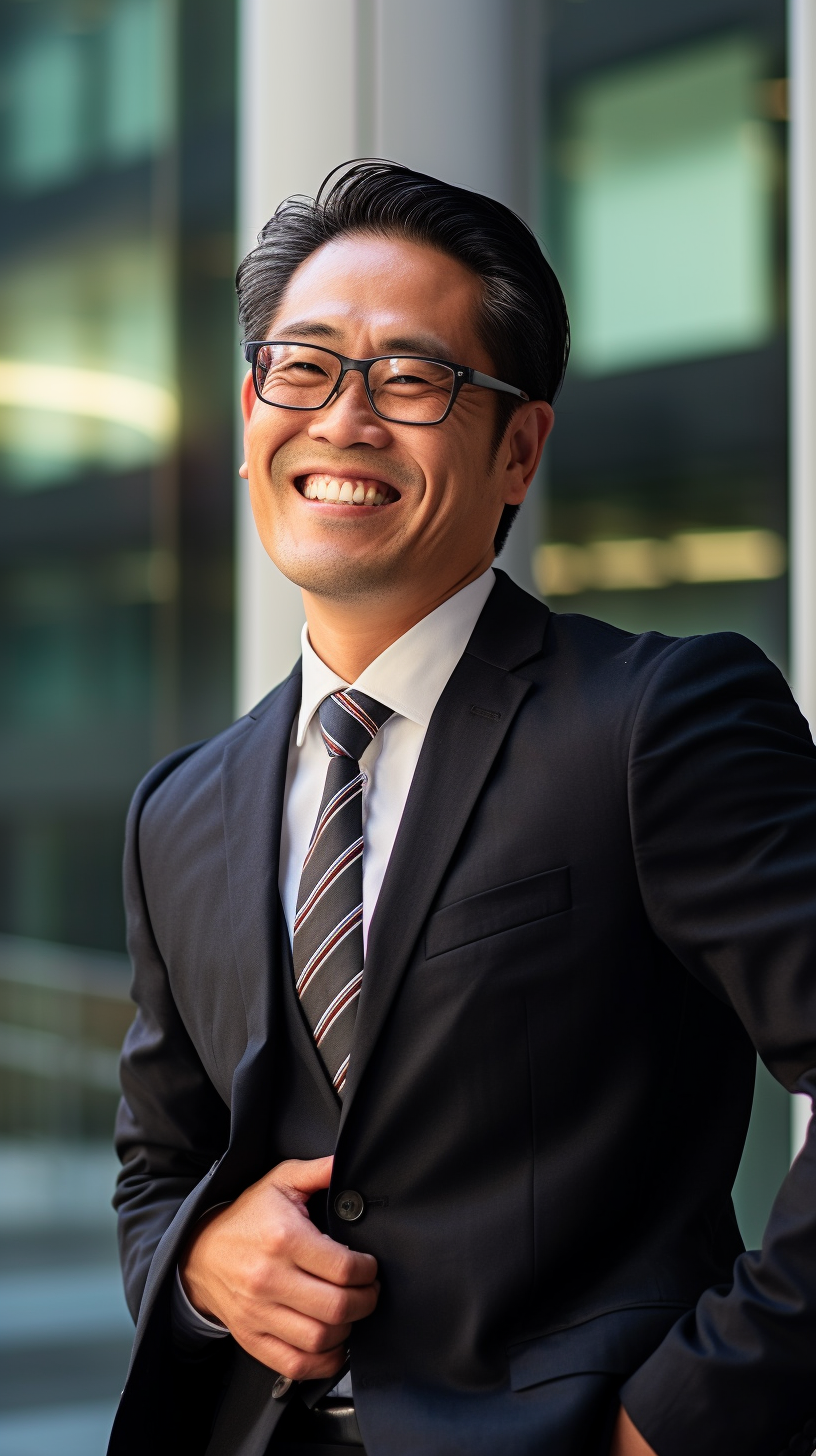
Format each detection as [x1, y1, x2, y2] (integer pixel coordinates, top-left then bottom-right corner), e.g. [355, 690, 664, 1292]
[173, 1267, 229, 1335]
[179, 1201, 232, 1322]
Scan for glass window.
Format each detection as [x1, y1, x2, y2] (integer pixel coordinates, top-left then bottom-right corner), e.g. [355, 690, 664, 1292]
[0, 3, 236, 1449]
[542, 0, 789, 1252]
[565, 37, 776, 374]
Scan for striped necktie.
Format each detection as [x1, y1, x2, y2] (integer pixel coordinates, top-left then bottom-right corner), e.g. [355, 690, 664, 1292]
[293, 689, 393, 1098]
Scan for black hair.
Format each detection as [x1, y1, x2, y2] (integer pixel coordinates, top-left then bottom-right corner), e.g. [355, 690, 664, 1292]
[236, 158, 570, 554]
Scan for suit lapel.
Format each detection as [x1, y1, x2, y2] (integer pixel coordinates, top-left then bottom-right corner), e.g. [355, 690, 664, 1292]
[341, 573, 550, 1116]
[222, 669, 300, 1037]
[220, 667, 339, 1146]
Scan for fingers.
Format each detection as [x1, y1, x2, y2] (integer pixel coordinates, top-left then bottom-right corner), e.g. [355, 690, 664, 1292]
[262, 1301, 352, 1355]
[270, 1156, 335, 1203]
[246, 1185, 378, 1289]
[256, 1159, 380, 1287]
[181, 1155, 380, 1362]
[237, 1327, 349, 1382]
[270, 1263, 380, 1326]
[289, 1223, 379, 1288]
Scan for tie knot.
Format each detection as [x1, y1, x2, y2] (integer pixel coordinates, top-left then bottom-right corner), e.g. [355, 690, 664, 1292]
[318, 689, 393, 763]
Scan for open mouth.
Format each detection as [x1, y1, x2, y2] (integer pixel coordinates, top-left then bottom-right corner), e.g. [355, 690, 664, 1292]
[297, 473, 399, 507]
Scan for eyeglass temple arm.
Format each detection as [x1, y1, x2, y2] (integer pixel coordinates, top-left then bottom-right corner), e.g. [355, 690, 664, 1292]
[468, 369, 529, 402]
[244, 345, 530, 403]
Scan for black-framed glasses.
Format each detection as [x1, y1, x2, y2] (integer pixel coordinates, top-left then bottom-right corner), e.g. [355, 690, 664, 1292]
[243, 340, 529, 426]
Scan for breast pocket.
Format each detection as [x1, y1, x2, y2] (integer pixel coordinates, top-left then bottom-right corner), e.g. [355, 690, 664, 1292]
[425, 867, 571, 959]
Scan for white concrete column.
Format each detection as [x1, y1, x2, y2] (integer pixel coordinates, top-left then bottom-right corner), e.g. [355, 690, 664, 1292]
[788, 0, 816, 1158]
[373, 0, 546, 597]
[237, 0, 547, 710]
[790, 0, 816, 734]
[236, 0, 358, 713]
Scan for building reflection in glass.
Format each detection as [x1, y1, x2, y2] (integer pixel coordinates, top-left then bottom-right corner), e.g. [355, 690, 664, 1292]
[543, 0, 790, 1250]
[0, 2, 236, 1449]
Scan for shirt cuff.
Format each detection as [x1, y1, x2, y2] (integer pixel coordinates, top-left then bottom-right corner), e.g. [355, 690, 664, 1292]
[172, 1266, 230, 1345]
[328, 1370, 354, 1398]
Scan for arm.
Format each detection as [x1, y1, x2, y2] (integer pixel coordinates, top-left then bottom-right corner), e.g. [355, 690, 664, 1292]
[114, 749, 231, 1322]
[622, 633, 816, 1456]
[115, 755, 378, 1375]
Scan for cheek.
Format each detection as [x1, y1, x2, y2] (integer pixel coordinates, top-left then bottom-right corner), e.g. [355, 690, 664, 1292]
[247, 474, 272, 533]
[247, 408, 300, 464]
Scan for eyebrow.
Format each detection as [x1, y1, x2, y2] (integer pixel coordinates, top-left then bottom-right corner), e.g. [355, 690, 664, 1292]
[378, 334, 453, 358]
[272, 320, 338, 341]
[270, 321, 456, 359]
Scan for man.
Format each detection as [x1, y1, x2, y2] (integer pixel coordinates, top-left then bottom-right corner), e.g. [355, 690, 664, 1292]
[109, 160, 816, 1456]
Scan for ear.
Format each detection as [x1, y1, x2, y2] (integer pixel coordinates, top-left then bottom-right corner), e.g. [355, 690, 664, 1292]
[240, 368, 255, 466]
[499, 402, 554, 505]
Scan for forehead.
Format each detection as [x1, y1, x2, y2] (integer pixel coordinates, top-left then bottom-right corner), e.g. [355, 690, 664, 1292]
[269, 233, 486, 359]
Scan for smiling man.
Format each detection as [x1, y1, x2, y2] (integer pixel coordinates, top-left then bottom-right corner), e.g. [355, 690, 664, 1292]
[110, 162, 816, 1456]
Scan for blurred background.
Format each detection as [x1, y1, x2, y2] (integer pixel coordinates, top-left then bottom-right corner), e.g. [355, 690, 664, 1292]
[0, 0, 808, 1450]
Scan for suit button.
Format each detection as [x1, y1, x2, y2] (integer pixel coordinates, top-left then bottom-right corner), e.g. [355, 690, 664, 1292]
[334, 1189, 365, 1222]
[272, 1376, 292, 1399]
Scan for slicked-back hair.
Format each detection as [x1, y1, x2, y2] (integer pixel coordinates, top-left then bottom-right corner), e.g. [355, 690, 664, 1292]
[236, 159, 570, 554]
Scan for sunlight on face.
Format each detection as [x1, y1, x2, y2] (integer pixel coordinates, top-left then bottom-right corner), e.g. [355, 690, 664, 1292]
[241, 233, 534, 605]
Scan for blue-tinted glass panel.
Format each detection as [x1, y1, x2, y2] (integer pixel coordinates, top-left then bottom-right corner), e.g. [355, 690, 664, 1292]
[564, 37, 776, 374]
[0, 1, 236, 1448]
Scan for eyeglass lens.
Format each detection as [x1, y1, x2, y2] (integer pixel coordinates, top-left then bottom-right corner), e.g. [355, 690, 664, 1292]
[254, 343, 456, 423]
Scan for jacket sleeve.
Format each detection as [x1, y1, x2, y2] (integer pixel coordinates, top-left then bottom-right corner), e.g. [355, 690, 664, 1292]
[113, 748, 231, 1324]
[621, 632, 816, 1456]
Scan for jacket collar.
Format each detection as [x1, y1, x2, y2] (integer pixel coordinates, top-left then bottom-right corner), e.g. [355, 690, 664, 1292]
[221, 665, 339, 1131]
[295, 566, 496, 744]
[221, 573, 550, 1132]
[339, 571, 550, 1120]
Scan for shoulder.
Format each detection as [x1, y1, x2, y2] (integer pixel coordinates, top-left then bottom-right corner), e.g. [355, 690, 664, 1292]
[126, 667, 301, 839]
[624, 626, 812, 755]
[521, 604, 809, 757]
[545, 607, 783, 695]
[530, 605, 677, 710]
[485, 574, 788, 718]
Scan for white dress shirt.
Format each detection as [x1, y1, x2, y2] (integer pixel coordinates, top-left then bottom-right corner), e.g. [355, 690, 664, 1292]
[173, 567, 496, 1351]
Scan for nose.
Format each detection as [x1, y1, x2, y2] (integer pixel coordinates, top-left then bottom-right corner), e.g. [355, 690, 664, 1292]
[307, 368, 392, 450]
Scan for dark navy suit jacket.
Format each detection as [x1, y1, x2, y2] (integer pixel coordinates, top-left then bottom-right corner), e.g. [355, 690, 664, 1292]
[109, 571, 816, 1456]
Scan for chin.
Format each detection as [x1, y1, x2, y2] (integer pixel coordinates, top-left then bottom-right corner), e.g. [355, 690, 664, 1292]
[268, 540, 405, 601]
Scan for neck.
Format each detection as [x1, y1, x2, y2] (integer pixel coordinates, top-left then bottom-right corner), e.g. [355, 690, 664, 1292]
[302, 557, 493, 681]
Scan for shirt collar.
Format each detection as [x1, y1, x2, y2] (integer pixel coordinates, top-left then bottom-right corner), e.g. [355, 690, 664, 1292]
[296, 567, 495, 746]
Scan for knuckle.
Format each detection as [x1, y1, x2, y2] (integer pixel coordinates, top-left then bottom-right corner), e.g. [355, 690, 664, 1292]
[264, 1224, 288, 1260]
[323, 1290, 349, 1326]
[275, 1351, 298, 1379]
[244, 1260, 270, 1300]
[304, 1324, 331, 1354]
[332, 1251, 357, 1285]
[287, 1350, 316, 1382]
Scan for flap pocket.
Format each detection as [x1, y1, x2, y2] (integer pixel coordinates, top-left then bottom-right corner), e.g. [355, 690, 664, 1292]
[426, 867, 570, 959]
[508, 1304, 689, 1392]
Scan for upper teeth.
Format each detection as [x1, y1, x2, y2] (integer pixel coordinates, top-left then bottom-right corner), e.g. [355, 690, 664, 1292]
[302, 474, 387, 505]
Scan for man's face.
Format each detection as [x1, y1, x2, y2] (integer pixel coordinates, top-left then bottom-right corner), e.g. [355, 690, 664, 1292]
[241, 232, 551, 603]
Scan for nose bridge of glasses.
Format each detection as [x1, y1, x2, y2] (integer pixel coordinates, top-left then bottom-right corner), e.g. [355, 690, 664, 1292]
[333, 356, 380, 410]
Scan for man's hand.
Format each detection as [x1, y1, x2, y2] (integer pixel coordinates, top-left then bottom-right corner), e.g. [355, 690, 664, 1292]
[180, 1155, 379, 1380]
[610, 1406, 658, 1456]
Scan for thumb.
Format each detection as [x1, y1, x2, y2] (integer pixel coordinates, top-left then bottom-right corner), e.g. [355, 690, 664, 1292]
[270, 1155, 334, 1205]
